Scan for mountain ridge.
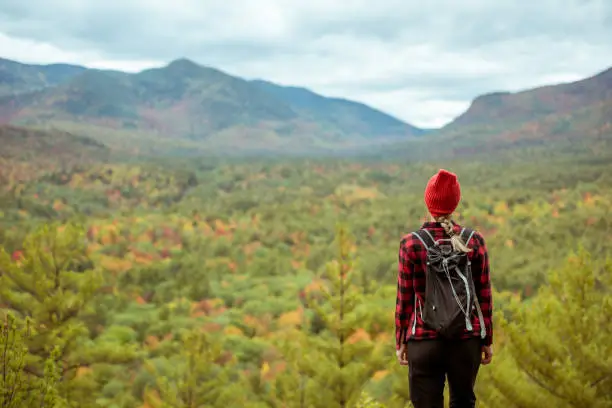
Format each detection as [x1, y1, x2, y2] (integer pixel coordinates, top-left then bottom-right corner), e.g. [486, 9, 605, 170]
[1, 56, 610, 157]
[0, 57, 422, 151]
[445, 65, 612, 130]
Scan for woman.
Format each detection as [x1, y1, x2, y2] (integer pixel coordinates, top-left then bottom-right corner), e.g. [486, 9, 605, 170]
[395, 169, 493, 408]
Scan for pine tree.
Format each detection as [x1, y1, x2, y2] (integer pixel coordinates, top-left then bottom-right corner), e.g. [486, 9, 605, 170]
[0, 222, 140, 405]
[297, 224, 385, 408]
[144, 328, 246, 408]
[478, 248, 612, 408]
[0, 313, 63, 407]
[266, 328, 316, 408]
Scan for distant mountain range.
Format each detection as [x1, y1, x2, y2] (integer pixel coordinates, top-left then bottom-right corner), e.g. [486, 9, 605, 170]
[0, 57, 423, 153]
[0, 56, 610, 156]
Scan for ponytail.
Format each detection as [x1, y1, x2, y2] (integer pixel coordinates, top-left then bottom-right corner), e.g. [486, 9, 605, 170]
[436, 215, 471, 253]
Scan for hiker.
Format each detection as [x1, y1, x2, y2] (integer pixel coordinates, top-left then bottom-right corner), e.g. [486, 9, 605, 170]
[395, 169, 493, 408]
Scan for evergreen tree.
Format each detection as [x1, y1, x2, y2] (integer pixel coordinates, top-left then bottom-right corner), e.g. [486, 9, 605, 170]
[300, 224, 385, 408]
[0, 222, 140, 405]
[266, 328, 317, 408]
[144, 328, 246, 408]
[0, 314, 63, 407]
[478, 248, 612, 408]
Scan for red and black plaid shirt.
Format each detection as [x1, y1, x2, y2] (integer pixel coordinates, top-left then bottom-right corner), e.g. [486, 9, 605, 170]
[395, 221, 493, 349]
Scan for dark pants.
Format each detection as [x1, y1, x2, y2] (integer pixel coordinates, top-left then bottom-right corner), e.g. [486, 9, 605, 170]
[407, 337, 481, 408]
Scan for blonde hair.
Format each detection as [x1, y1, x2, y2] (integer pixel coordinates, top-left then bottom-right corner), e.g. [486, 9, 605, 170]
[435, 215, 472, 253]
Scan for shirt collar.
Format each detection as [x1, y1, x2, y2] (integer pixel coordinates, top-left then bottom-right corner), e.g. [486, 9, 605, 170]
[420, 220, 458, 229]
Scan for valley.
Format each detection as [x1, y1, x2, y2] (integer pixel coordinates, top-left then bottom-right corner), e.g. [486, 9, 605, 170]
[0, 55, 611, 408]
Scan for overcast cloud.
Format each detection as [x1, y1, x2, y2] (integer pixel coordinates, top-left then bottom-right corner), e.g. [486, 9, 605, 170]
[1, 0, 611, 127]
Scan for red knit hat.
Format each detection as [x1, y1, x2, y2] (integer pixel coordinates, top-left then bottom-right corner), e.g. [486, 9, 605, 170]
[424, 169, 461, 217]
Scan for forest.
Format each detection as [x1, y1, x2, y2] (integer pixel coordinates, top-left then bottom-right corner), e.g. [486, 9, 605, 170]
[0, 138, 611, 407]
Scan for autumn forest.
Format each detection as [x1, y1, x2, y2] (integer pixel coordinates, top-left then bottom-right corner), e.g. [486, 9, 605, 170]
[0, 56, 611, 408]
[0, 125, 610, 408]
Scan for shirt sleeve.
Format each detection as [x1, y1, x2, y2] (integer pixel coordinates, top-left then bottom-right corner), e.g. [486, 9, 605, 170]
[472, 233, 493, 346]
[395, 238, 414, 350]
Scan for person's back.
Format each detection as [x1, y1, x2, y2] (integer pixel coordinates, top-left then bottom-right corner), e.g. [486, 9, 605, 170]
[395, 169, 493, 408]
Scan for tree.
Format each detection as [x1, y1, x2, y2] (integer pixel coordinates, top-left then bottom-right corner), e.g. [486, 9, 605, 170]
[296, 224, 386, 408]
[0, 314, 63, 407]
[144, 328, 246, 408]
[0, 222, 140, 405]
[266, 328, 317, 408]
[478, 248, 612, 408]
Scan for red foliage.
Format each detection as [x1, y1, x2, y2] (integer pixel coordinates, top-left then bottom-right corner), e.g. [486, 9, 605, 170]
[11, 250, 23, 262]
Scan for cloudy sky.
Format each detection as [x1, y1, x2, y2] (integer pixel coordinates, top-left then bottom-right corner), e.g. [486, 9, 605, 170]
[1, 0, 611, 128]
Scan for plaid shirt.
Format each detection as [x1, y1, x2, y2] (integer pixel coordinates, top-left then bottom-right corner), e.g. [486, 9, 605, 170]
[395, 221, 493, 349]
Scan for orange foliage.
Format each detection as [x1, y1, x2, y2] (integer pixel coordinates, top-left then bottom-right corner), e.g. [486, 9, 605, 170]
[277, 308, 304, 329]
[145, 335, 160, 350]
[304, 279, 324, 295]
[202, 322, 222, 332]
[75, 366, 93, 378]
[347, 328, 371, 344]
[372, 370, 389, 381]
[98, 255, 133, 275]
[375, 332, 392, 343]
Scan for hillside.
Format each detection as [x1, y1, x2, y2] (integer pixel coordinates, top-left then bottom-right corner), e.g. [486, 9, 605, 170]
[0, 57, 87, 97]
[445, 66, 612, 129]
[367, 65, 612, 161]
[0, 57, 420, 152]
[0, 124, 109, 186]
[250, 80, 424, 138]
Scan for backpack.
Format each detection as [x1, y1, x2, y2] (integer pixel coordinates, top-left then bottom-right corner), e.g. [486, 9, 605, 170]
[411, 227, 486, 340]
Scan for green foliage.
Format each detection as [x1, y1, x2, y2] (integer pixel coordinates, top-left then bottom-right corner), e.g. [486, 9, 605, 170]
[0, 223, 140, 404]
[274, 225, 386, 408]
[355, 392, 388, 408]
[0, 314, 64, 407]
[478, 250, 612, 408]
[1, 139, 612, 407]
[145, 328, 245, 407]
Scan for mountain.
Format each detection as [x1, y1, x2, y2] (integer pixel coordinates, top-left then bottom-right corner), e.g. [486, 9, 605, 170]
[249, 80, 424, 138]
[0, 57, 421, 152]
[0, 124, 107, 161]
[368, 65, 612, 161]
[0, 57, 87, 97]
[0, 124, 109, 186]
[445, 66, 612, 130]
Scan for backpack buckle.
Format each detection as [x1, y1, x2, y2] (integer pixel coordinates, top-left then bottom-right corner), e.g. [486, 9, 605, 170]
[439, 244, 452, 256]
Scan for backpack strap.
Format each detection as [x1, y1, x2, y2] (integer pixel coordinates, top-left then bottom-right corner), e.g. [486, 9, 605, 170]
[460, 227, 476, 248]
[460, 227, 487, 339]
[412, 229, 435, 250]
